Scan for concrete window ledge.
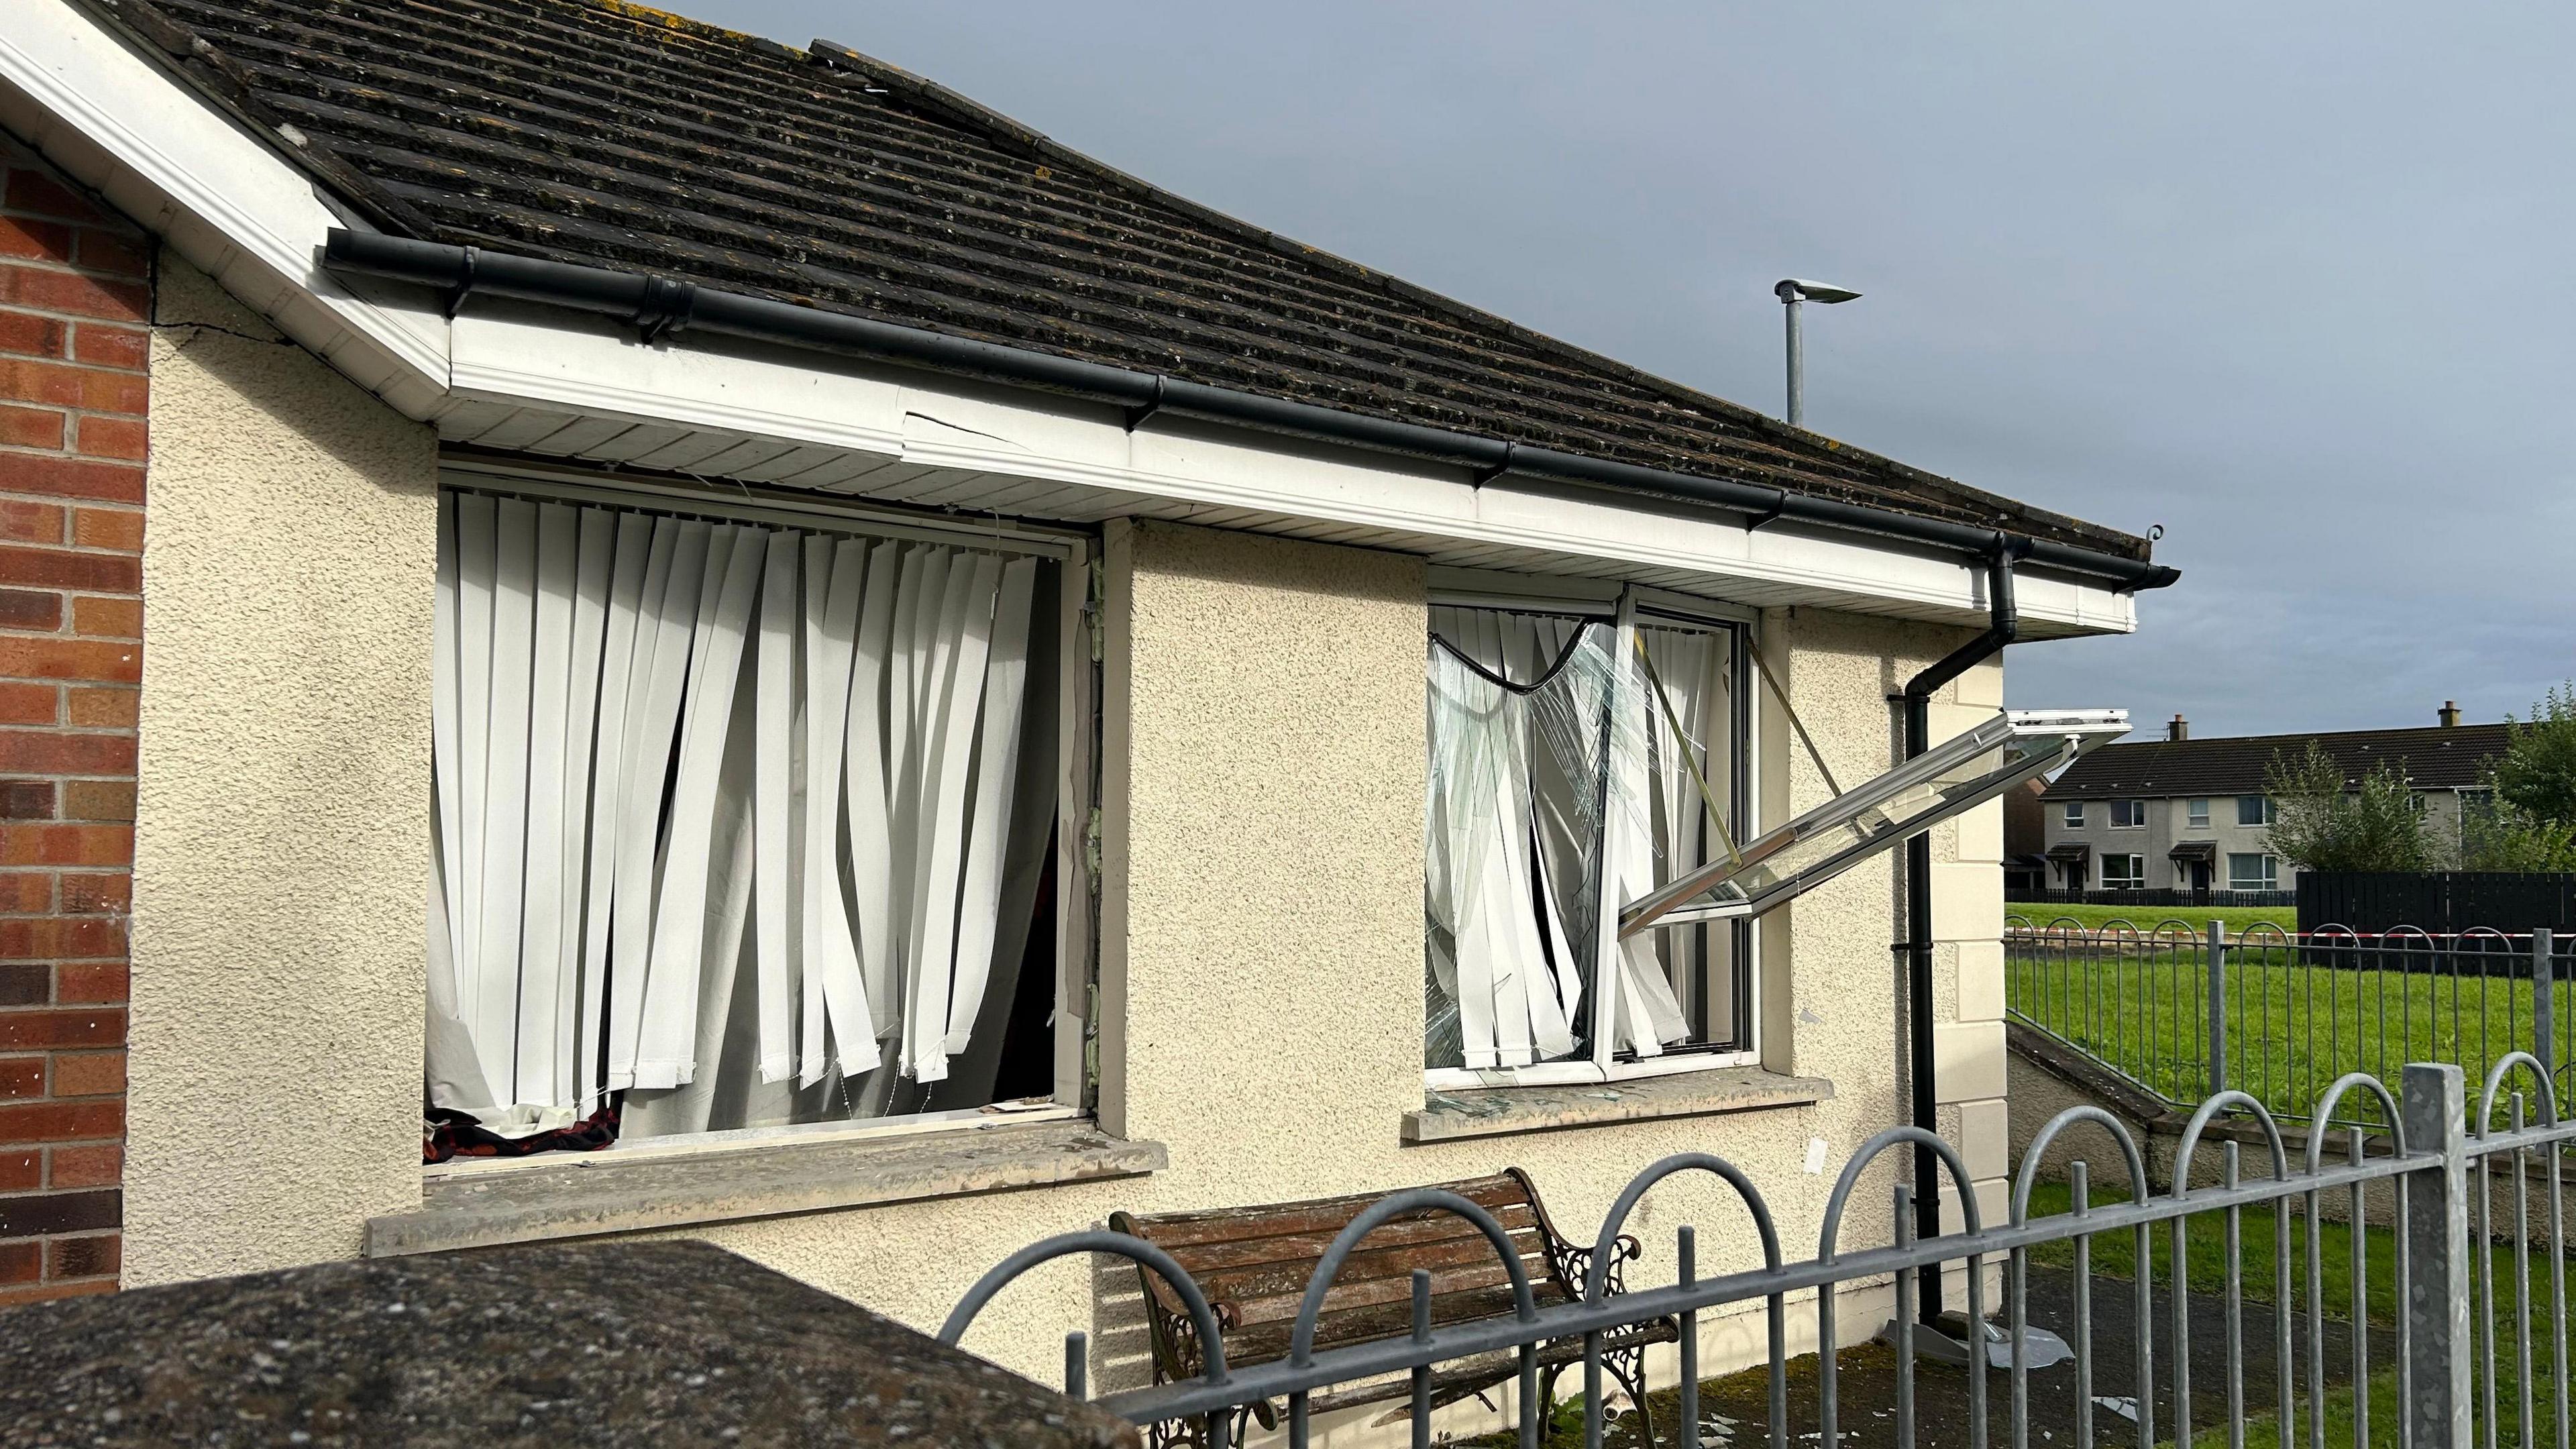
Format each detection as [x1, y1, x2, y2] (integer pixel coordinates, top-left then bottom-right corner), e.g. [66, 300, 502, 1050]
[366, 1119, 1165, 1257]
[1403, 1067, 1833, 1144]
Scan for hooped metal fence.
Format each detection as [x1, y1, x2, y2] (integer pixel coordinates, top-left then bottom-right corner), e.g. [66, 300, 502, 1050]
[942, 1060, 2571, 1449]
[2006, 917, 2576, 1126]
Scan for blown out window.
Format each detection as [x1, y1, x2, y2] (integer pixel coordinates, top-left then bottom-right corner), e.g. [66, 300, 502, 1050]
[427, 484, 1077, 1148]
[1422, 594, 1752, 1080]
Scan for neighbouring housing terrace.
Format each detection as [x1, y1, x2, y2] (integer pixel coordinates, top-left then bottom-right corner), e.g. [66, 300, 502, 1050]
[2036, 704, 2506, 896]
[0, 0, 2174, 1433]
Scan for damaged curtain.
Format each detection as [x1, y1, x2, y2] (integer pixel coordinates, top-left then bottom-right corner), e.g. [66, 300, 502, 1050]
[1424, 606, 1737, 1071]
[1422, 606, 1691, 1070]
[428, 492, 1051, 1136]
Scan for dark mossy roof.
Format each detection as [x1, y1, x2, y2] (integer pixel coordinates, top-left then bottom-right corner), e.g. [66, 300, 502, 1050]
[107, 0, 2147, 555]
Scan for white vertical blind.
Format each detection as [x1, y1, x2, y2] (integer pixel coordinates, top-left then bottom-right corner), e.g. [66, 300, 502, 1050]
[427, 492, 1052, 1130]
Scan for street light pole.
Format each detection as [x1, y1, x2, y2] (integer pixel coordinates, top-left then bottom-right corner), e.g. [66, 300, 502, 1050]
[1774, 278, 1862, 429]
[1781, 287, 1805, 428]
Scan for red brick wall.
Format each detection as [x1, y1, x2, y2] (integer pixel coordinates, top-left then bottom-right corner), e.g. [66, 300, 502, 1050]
[0, 134, 144, 1305]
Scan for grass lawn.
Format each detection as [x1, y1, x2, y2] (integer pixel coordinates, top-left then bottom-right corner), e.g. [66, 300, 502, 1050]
[2008, 902, 2298, 936]
[2006, 934, 2560, 1124]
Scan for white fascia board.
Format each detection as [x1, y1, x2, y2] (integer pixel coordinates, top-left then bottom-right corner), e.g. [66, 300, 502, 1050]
[449, 306, 2139, 633]
[0, 0, 449, 410]
[1, 0, 2141, 635]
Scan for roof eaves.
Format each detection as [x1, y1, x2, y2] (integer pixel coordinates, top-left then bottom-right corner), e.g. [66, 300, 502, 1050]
[84, 0, 2151, 561]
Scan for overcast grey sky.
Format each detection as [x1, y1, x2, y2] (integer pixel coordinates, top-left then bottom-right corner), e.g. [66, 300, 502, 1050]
[698, 1, 2574, 740]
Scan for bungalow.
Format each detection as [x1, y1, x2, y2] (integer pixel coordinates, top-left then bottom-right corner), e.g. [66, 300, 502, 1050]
[0, 0, 2171, 1417]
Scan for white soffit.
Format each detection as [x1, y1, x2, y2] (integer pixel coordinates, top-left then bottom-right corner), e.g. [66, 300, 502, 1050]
[0, 0, 2140, 638]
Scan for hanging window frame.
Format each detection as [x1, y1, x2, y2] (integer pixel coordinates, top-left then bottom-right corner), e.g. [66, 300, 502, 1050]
[1422, 580, 1764, 1093]
[428, 457, 1102, 1157]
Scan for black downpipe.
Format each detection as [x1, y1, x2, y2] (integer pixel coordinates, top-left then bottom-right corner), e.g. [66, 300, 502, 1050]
[1898, 535, 2023, 1324]
[320, 231, 2183, 596]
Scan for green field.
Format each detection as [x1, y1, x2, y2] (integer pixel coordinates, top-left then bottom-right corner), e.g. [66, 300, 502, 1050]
[2007, 902, 2298, 936]
[2007, 934, 2561, 1124]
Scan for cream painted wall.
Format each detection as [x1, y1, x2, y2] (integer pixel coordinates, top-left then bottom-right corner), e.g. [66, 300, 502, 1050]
[120, 319, 2015, 1392]
[125, 258, 439, 1285]
[685, 536, 1981, 1390]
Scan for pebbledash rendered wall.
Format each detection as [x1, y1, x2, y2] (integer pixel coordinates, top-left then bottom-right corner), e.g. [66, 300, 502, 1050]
[123, 255, 436, 1285]
[107, 261, 2012, 1401]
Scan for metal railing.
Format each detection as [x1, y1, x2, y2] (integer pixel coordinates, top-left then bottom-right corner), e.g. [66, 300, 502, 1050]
[943, 1061, 2570, 1448]
[2008, 917, 2575, 1126]
[2009, 888, 2300, 909]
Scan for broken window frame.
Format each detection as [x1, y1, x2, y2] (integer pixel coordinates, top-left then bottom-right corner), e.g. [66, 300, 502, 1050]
[1422, 582, 1765, 1092]
[425, 461, 1101, 1159]
[1617, 708, 2136, 936]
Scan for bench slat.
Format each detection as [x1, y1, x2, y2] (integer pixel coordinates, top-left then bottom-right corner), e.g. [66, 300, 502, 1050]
[1215, 1236, 1564, 1327]
[1150, 1203, 1544, 1281]
[1116, 1174, 1529, 1248]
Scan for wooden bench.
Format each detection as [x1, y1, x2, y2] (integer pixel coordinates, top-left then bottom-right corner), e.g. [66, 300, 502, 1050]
[1110, 1170, 1679, 1444]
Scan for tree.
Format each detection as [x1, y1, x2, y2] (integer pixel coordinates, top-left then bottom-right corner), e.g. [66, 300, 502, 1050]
[2491, 684, 2576, 828]
[2461, 800, 2576, 871]
[2262, 741, 2450, 873]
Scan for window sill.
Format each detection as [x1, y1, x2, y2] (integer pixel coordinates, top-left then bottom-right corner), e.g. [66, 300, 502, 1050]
[1401, 1066, 1832, 1144]
[366, 1118, 1165, 1257]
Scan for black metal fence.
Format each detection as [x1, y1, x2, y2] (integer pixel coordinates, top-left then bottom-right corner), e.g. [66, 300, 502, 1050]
[2007, 917, 2575, 1124]
[2009, 887, 2298, 909]
[943, 1064, 2564, 1449]
[2299, 871, 2576, 936]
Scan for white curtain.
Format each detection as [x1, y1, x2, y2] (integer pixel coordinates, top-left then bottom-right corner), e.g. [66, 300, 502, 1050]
[1423, 606, 1697, 1071]
[428, 492, 1047, 1132]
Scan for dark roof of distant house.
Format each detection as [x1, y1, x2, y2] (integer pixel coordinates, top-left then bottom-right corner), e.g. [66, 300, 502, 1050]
[91, 0, 2152, 558]
[2044, 723, 2514, 799]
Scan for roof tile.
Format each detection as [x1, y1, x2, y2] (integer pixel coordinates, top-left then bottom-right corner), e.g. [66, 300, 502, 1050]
[2045, 723, 2512, 799]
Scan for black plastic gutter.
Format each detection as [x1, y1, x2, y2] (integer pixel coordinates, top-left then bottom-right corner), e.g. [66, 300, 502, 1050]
[322, 229, 2180, 592]
[1894, 537, 2023, 1326]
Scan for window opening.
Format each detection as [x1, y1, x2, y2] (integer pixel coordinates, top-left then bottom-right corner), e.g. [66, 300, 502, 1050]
[1422, 600, 1753, 1074]
[427, 485, 1071, 1153]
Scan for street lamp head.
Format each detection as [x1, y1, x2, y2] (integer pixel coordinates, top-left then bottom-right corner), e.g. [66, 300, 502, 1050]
[1776, 278, 1862, 305]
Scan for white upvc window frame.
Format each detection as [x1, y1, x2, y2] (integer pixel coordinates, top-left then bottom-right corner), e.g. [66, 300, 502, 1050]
[2063, 801, 2086, 828]
[2187, 798, 2210, 828]
[1423, 581, 1763, 1092]
[2227, 852, 2279, 892]
[429, 458, 1102, 1160]
[2238, 794, 2275, 826]
[2102, 853, 2147, 890]
[2109, 799, 2147, 829]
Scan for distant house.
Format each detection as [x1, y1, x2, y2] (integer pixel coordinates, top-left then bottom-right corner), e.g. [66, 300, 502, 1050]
[2039, 704, 2506, 894]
